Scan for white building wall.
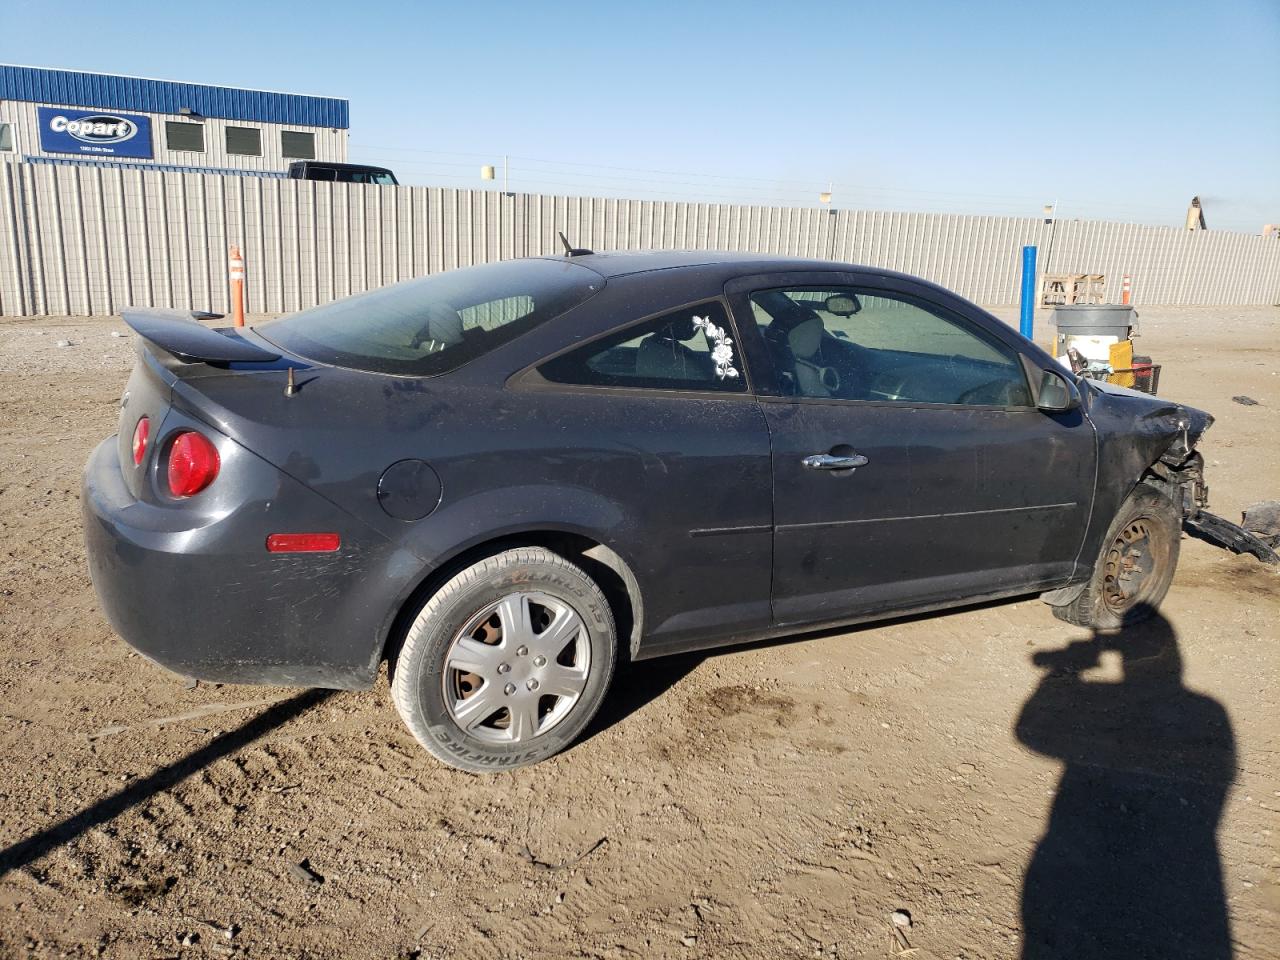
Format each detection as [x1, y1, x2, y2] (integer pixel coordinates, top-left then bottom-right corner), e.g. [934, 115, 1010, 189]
[0, 99, 347, 173]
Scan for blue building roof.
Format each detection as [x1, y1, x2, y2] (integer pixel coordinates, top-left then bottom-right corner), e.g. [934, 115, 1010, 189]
[0, 64, 349, 129]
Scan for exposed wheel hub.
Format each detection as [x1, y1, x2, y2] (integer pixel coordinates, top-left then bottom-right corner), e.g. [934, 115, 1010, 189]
[1102, 519, 1158, 614]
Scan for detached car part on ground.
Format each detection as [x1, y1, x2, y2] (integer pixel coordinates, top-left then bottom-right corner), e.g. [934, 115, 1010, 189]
[81, 252, 1275, 773]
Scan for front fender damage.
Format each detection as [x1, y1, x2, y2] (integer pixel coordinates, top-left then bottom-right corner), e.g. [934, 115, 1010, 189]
[1080, 377, 1213, 533]
[1041, 380, 1275, 610]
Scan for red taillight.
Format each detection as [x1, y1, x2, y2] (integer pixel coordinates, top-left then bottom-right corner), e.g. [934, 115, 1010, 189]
[166, 431, 220, 497]
[266, 533, 341, 553]
[131, 416, 150, 465]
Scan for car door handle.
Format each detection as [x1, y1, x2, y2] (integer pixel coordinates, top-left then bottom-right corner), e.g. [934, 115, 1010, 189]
[802, 453, 870, 471]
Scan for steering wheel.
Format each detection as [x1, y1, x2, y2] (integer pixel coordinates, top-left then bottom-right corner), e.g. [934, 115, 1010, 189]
[867, 369, 913, 401]
[956, 378, 1018, 405]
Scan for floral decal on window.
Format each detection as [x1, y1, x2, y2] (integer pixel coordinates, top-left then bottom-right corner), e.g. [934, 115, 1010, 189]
[693, 315, 739, 380]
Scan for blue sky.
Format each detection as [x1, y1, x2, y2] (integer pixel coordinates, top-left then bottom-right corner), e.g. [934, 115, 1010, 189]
[3, 0, 1276, 231]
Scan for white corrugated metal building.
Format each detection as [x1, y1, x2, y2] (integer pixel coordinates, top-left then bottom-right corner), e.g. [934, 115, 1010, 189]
[0, 64, 348, 176]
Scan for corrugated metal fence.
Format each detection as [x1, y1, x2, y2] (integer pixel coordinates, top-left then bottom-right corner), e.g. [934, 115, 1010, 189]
[2, 160, 1278, 317]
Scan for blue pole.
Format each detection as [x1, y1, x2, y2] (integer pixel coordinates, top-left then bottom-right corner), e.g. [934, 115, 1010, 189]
[1019, 245, 1037, 340]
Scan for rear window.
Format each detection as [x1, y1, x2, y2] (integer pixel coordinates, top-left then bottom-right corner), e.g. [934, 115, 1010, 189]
[257, 259, 603, 376]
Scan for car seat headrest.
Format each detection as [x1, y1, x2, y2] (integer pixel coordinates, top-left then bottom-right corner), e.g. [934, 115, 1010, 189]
[663, 315, 698, 341]
[787, 316, 824, 359]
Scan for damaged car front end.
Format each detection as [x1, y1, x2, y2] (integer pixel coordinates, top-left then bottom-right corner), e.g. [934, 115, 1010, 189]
[1072, 377, 1275, 579]
[1041, 376, 1274, 627]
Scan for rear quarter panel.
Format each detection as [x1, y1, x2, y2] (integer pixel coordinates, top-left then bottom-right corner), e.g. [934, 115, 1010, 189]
[171, 267, 779, 655]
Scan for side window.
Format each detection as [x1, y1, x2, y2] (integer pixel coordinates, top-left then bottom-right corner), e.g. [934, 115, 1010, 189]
[539, 301, 744, 392]
[750, 287, 1031, 406]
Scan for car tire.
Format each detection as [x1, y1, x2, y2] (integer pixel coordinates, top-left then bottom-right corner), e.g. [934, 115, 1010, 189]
[391, 547, 617, 773]
[1050, 483, 1182, 629]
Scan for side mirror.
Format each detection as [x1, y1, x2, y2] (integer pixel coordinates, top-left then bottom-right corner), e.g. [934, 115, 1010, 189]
[1037, 368, 1081, 412]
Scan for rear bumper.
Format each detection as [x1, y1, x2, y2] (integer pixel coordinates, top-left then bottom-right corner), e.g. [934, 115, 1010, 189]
[82, 436, 417, 689]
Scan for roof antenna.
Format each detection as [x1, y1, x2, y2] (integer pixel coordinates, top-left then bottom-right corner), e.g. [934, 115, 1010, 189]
[284, 365, 296, 397]
[557, 230, 594, 257]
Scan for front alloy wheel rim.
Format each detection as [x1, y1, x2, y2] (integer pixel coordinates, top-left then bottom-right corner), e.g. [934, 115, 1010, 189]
[1102, 518, 1158, 614]
[442, 591, 591, 744]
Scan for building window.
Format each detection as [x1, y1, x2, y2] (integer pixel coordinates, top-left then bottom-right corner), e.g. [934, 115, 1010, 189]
[0, 123, 13, 152]
[225, 126, 262, 156]
[165, 121, 204, 153]
[281, 131, 315, 159]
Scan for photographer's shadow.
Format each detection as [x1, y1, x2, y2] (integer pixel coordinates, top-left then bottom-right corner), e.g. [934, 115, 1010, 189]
[1016, 610, 1236, 959]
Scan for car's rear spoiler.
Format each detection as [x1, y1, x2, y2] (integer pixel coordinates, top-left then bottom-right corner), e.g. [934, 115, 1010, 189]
[122, 308, 281, 364]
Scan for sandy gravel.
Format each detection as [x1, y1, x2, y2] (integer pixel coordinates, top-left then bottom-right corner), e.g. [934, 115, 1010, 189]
[0, 306, 1277, 960]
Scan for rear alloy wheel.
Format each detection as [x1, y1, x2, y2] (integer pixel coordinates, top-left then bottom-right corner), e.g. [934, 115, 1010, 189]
[391, 547, 616, 772]
[1051, 483, 1181, 629]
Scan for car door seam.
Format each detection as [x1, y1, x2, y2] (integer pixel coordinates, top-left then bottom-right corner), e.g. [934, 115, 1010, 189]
[1068, 411, 1103, 578]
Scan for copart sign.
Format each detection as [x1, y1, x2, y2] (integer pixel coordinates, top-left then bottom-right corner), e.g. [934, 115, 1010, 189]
[37, 106, 153, 158]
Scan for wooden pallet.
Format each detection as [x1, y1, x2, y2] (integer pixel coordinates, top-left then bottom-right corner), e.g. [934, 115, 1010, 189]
[1041, 273, 1106, 306]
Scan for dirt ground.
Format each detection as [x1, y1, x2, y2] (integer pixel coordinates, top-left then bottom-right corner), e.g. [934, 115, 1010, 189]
[0, 305, 1277, 960]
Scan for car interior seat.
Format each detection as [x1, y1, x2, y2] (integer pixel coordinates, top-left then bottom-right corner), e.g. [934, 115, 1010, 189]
[786, 314, 837, 396]
[636, 316, 711, 381]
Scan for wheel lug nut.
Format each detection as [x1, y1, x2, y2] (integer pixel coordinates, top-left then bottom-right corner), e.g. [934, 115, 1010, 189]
[516, 645, 529, 657]
[526, 679, 539, 691]
[497, 662, 510, 674]
[503, 682, 516, 696]
[533, 655, 546, 667]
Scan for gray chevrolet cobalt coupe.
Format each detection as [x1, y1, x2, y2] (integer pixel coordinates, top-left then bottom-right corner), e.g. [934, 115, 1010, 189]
[84, 250, 1216, 771]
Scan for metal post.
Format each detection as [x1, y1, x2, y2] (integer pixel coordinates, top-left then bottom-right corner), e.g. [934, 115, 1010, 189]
[228, 244, 245, 327]
[1042, 199, 1058, 276]
[1019, 245, 1037, 340]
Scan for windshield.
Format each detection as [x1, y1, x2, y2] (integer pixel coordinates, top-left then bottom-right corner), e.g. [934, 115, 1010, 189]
[257, 259, 603, 376]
